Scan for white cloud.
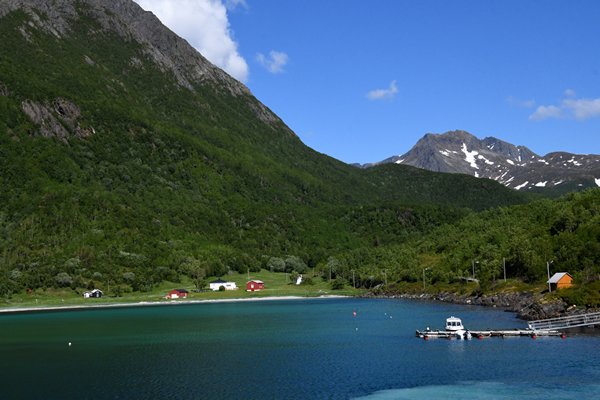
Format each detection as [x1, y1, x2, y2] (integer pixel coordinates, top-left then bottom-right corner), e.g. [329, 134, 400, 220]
[367, 80, 398, 101]
[224, 0, 247, 10]
[256, 50, 289, 74]
[529, 105, 563, 121]
[134, 0, 249, 82]
[529, 90, 600, 121]
[506, 96, 535, 108]
[563, 98, 600, 120]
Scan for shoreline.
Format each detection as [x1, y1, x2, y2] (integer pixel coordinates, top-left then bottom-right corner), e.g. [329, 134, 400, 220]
[361, 290, 600, 323]
[0, 295, 348, 315]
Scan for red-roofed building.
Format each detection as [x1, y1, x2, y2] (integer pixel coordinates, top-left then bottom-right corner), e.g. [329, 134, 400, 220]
[166, 289, 189, 299]
[246, 280, 264, 292]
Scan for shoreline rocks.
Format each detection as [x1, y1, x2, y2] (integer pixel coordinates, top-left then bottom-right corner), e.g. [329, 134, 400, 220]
[361, 289, 595, 322]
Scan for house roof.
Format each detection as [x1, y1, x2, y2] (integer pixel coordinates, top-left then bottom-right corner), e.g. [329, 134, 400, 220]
[172, 288, 188, 293]
[548, 272, 572, 284]
[211, 278, 228, 284]
[248, 280, 264, 284]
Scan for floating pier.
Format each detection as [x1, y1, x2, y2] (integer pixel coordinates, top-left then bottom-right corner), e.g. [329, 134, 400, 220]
[416, 328, 565, 340]
[416, 316, 566, 340]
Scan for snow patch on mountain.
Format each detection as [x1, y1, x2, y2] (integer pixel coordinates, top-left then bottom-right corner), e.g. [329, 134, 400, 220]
[461, 143, 479, 169]
[477, 154, 494, 165]
[515, 181, 529, 190]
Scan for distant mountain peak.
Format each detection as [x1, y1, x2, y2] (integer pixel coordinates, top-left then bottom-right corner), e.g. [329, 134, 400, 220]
[370, 130, 600, 193]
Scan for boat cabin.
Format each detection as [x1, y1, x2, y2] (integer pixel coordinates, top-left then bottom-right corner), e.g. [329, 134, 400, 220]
[445, 316, 465, 332]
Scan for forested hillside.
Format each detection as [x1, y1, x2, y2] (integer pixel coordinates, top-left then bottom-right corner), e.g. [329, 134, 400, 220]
[0, 0, 576, 298]
[323, 189, 600, 297]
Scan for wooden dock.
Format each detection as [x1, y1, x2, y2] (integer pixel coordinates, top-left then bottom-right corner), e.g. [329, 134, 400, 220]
[416, 328, 565, 340]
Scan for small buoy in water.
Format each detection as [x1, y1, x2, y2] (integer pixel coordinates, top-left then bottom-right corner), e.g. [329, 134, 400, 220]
[353, 311, 357, 317]
[477, 335, 483, 340]
[423, 335, 429, 341]
[68, 342, 72, 347]
[355, 327, 358, 331]
[561, 333, 567, 339]
[531, 334, 537, 340]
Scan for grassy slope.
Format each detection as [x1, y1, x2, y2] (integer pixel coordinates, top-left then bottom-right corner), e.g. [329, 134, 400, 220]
[2, 269, 363, 310]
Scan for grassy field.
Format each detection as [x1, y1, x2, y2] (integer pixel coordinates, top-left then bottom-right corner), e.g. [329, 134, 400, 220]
[0, 270, 366, 311]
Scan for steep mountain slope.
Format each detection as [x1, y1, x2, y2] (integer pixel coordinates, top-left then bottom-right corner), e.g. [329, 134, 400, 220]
[374, 130, 600, 194]
[0, 0, 529, 293]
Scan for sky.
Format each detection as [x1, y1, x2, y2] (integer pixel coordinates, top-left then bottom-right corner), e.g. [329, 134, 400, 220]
[133, 0, 600, 164]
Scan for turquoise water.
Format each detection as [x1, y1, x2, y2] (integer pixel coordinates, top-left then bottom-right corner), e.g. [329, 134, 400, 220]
[0, 298, 598, 399]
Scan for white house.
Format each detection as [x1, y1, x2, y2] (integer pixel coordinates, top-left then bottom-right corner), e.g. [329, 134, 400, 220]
[209, 278, 238, 291]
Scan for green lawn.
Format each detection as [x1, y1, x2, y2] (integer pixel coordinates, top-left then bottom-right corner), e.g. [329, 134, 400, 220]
[0, 270, 366, 311]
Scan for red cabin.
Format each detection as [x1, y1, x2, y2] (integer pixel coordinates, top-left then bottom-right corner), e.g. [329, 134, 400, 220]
[166, 289, 189, 299]
[246, 280, 265, 292]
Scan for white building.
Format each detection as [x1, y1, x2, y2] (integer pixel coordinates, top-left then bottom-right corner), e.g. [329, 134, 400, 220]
[209, 278, 238, 291]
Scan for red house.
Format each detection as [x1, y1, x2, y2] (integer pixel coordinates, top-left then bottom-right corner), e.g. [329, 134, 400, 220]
[246, 280, 264, 292]
[166, 289, 189, 299]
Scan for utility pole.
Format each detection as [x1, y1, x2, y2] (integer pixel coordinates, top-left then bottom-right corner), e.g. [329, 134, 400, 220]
[472, 260, 478, 279]
[547, 260, 553, 292]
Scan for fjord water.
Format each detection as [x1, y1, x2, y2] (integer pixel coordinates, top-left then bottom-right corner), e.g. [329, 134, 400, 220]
[1, 298, 598, 399]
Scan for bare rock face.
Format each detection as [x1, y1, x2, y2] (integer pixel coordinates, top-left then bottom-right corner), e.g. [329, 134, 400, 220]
[0, 0, 284, 128]
[371, 130, 600, 192]
[1, 0, 224, 90]
[21, 98, 94, 142]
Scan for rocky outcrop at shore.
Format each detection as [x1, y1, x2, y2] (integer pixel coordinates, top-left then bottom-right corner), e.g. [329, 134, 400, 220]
[362, 289, 591, 321]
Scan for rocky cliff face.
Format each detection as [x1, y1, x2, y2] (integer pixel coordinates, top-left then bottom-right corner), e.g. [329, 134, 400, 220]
[372, 130, 600, 193]
[0, 0, 281, 126]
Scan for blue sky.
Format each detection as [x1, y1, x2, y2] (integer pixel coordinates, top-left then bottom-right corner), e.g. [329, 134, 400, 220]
[135, 1, 600, 164]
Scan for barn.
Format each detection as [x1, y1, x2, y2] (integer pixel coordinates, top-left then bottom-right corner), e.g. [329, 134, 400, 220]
[547, 272, 574, 290]
[246, 280, 265, 292]
[166, 289, 189, 299]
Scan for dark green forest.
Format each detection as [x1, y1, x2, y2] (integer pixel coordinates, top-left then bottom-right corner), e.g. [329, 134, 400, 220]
[0, 4, 598, 302]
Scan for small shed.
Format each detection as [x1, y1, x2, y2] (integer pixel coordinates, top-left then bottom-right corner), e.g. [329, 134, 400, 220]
[83, 289, 103, 298]
[209, 279, 238, 291]
[246, 280, 264, 292]
[166, 289, 189, 299]
[547, 272, 574, 290]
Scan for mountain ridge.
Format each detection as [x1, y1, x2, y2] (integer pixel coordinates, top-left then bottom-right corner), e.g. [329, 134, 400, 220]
[364, 130, 600, 194]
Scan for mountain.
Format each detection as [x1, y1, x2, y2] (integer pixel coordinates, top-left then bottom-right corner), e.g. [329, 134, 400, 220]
[372, 130, 600, 194]
[0, 0, 529, 293]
